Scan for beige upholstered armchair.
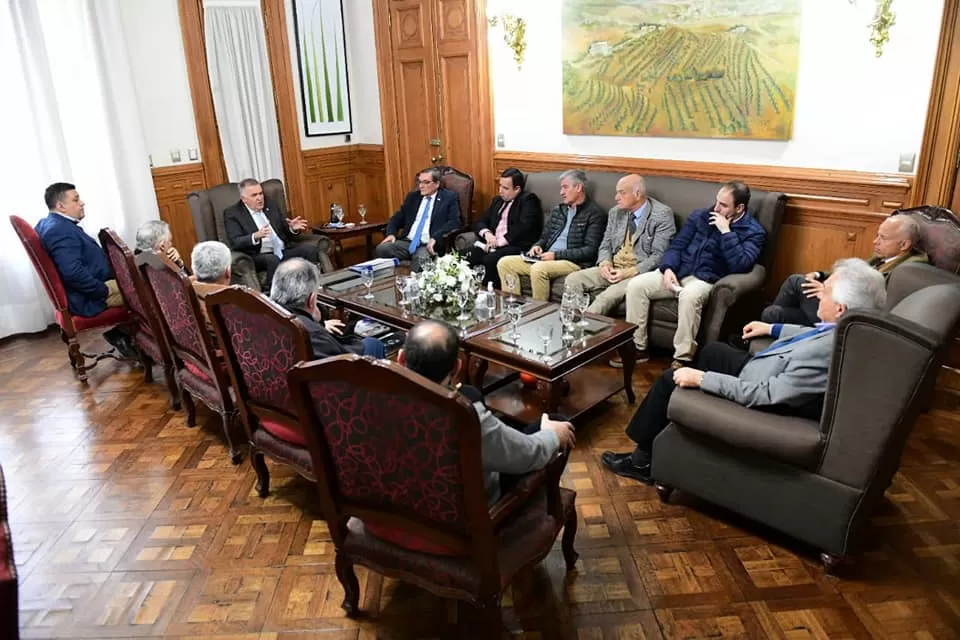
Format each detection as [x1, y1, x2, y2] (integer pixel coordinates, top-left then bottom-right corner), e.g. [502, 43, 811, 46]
[652, 283, 960, 572]
[187, 178, 333, 291]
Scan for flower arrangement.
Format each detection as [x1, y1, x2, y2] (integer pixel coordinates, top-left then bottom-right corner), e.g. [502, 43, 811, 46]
[415, 253, 475, 318]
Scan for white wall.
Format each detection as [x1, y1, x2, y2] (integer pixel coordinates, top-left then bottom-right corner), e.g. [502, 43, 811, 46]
[118, 0, 200, 168]
[488, 0, 944, 174]
[285, 0, 383, 148]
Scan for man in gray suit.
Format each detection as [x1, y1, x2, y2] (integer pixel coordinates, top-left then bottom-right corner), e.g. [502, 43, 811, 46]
[565, 174, 675, 315]
[398, 320, 576, 504]
[602, 258, 886, 484]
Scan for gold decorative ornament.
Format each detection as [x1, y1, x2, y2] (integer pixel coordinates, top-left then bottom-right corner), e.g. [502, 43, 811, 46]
[488, 13, 527, 68]
[850, 0, 896, 57]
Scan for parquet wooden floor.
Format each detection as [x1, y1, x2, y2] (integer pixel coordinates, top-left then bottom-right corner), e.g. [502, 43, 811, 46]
[3, 331, 960, 639]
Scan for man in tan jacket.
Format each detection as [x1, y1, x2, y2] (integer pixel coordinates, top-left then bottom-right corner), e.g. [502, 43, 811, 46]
[565, 174, 675, 315]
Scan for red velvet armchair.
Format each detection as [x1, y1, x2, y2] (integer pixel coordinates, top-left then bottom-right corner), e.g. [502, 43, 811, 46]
[99, 229, 180, 408]
[10, 215, 130, 382]
[138, 253, 241, 463]
[205, 287, 316, 495]
[287, 355, 578, 635]
[0, 464, 18, 639]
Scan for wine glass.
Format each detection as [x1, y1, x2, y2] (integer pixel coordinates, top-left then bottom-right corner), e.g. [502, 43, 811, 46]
[472, 265, 485, 288]
[395, 275, 406, 309]
[537, 321, 554, 360]
[507, 301, 523, 342]
[358, 204, 367, 224]
[577, 291, 590, 328]
[361, 266, 374, 299]
[503, 272, 518, 304]
[560, 305, 575, 340]
[334, 204, 344, 225]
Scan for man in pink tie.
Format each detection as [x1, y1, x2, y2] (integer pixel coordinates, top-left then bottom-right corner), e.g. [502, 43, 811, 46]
[466, 168, 542, 289]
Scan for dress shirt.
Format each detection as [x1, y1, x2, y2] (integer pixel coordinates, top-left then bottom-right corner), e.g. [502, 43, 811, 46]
[548, 206, 576, 253]
[407, 195, 434, 243]
[246, 204, 283, 255]
[493, 200, 513, 246]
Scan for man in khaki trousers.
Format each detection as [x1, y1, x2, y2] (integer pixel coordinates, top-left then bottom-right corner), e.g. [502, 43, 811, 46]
[625, 181, 766, 368]
[498, 170, 607, 300]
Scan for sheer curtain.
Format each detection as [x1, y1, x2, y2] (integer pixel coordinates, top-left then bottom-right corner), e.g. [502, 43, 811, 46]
[0, 0, 158, 339]
[204, 0, 285, 182]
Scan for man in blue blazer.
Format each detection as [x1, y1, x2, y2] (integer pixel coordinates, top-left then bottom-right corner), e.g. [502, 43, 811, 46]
[35, 182, 135, 356]
[374, 167, 461, 271]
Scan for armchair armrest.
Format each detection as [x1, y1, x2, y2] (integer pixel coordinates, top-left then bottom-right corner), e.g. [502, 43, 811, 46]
[229, 251, 261, 291]
[665, 388, 823, 469]
[747, 337, 774, 354]
[455, 231, 479, 254]
[700, 265, 766, 344]
[292, 233, 334, 273]
[488, 451, 569, 528]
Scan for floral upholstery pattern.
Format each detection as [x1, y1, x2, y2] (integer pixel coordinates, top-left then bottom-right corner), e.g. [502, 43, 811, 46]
[146, 268, 204, 361]
[307, 379, 468, 534]
[105, 242, 149, 321]
[220, 305, 298, 410]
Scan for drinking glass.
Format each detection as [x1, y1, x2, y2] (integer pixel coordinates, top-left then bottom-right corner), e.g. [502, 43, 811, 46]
[472, 265, 485, 288]
[395, 275, 406, 308]
[537, 322, 554, 360]
[361, 266, 374, 299]
[503, 272, 519, 304]
[334, 205, 344, 225]
[484, 289, 497, 318]
[358, 204, 367, 224]
[406, 279, 421, 313]
[507, 302, 523, 342]
[456, 287, 471, 321]
[577, 291, 591, 327]
[560, 305, 575, 340]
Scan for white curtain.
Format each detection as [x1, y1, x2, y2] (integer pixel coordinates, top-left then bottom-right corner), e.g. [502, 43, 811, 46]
[204, 0, 285, 182]
[0, 0, 159, 339]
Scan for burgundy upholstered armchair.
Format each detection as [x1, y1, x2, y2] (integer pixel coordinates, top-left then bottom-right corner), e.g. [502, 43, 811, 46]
[205, 287, 316, 495]
[0, 464, 17, 639]
[139, 253, 241, 463]
[287, 355, 578, 635]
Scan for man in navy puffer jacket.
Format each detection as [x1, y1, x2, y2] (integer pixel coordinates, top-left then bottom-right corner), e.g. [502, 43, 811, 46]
[623, 181, 766, 367]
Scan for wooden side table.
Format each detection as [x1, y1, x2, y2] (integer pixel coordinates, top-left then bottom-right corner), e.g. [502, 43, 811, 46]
[312, 221, 388, 268]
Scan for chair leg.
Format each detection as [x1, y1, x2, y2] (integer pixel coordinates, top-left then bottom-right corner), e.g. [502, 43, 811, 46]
[165, 366, 182, 411]
[655, 483, 674, 503]
[820, 552, 847, 575]
[219, 411, 242, 465]
[562, 508, 579, 571]
[141, 353, 154, 383]
[69, 339, 89, 383]
[182, 391, 197, 427]
[335, 553, 361, 618]
[252, 451, 270, 497]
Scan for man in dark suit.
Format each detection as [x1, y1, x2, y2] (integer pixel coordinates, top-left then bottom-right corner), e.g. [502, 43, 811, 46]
[270, 258, 385, 359]
[223, 178, 315, 291]
[35, 182, 135, 357]
[374, 167, 462, 271]
[467, 167, 542, 289]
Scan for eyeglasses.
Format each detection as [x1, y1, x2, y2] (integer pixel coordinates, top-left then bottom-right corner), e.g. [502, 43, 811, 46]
[418, 179, 437, 185]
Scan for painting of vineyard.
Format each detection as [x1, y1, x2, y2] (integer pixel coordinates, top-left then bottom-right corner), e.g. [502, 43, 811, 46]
[562, 0, 801, 140]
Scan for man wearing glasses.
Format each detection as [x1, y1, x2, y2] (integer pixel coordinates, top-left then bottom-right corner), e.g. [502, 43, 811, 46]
[375, 167, 462, 271]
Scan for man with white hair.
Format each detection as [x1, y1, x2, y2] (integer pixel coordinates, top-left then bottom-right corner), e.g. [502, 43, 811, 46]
[762, 214, 928, 326]
[135, 220, 187, 273]
[190, 241, 232, 330]
[270, 258, 385, 359]
[602, 258, 887, 485]
[564, 174, 675, 314]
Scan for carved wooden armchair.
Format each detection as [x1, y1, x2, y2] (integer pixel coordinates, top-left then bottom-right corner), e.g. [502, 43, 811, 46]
[139, 253, 241, 463]
[205, 287, 315, 494]
[287, 355, 578, 635]
[0, 464, 17, 640]
[100, 229, 180, 408]
[10, 215, 131, 382]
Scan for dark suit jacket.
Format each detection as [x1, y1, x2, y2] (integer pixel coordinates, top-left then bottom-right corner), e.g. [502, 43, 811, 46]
[35, 213, 113, 317]
[223, 199, 298, 256]
[385, 188, 461, 244]
[473, 191, 542, 251]
[287, 306, 364, 358]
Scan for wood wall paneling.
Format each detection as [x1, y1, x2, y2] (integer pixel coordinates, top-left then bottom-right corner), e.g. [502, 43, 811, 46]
[494, 151, 904, 296]
[152, 163, 205, 267]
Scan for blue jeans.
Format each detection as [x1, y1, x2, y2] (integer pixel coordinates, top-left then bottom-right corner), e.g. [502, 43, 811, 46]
[361, 337, 386, 358]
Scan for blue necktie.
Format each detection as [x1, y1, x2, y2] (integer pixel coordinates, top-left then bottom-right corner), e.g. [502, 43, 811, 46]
[755, 326, 830, 357]
[408, 196, 432, 254]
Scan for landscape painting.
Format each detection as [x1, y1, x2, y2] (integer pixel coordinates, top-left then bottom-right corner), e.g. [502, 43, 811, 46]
[562, 0, 801, 140]
[291, 0, 352, 136]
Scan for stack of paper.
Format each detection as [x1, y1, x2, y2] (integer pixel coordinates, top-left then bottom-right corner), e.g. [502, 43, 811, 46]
[348, 257, 399, 273]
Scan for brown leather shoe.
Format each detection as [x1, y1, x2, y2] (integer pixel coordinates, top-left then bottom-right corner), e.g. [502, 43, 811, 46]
[670, 359, 692, 370]
[609, 351, 649, 368]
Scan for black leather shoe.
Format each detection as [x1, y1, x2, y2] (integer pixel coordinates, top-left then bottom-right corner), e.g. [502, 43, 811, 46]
[601, 451, 632, 467]
[601, 454, 653, 484]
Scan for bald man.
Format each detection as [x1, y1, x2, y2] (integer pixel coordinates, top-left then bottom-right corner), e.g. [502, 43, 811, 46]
[762, 214, 929, 326]
[565, 174, 675, 315]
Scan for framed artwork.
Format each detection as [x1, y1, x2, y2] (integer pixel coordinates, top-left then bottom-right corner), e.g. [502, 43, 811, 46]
[291, 0, 352, 136]
[562, 0, 801, 140]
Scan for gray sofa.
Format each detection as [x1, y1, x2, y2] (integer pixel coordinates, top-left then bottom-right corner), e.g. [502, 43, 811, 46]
[456, 172, 786, 351]
[653, 277, 960, 570]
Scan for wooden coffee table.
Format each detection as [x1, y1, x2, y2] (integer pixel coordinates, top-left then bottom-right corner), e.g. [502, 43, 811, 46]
[312, 221, 388, 269]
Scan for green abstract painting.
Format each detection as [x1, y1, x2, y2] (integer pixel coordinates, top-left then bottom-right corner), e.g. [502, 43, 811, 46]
[292, 0, 352, 136]
[562, 0, 801, 140]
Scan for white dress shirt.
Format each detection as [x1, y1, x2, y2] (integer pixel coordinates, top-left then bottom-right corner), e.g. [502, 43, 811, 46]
[407, 195, 434, 243]
[246, 204, 283, 255]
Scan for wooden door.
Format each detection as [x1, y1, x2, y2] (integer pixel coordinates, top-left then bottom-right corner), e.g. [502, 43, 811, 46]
[387, 0, 441, 191]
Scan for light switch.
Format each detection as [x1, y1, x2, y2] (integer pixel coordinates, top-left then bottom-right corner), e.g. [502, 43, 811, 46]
[187, 148, 199, 161]
[898, 152, 916, 173]
[170, 149, 182, 163]
[496, 133, 505, 148]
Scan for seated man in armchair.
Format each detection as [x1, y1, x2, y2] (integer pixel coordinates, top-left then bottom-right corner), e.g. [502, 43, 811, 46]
[467, 168, 542, 289]
[762, 214, 928, 326]
[602, 258, 886, 485]
[270, 258, 385, 359]
[565, 174, 675, 318]
[135, 220, 188, 274]
[190, 241, 232, 332]
[374, 167, 462, 271]
[497, 170, 607, 300]
[624, 181, 766, 368]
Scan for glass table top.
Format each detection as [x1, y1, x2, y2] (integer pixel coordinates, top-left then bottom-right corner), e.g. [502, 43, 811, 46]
[484, 308, 617, 363]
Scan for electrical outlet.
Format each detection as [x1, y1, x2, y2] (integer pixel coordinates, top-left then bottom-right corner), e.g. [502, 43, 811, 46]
[170, 149, 182, 163]
[187, 148, 199, 161]
[898, 152, 916, 173]
[496, 133, 505, 148]
[345, 134, 351, 143]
